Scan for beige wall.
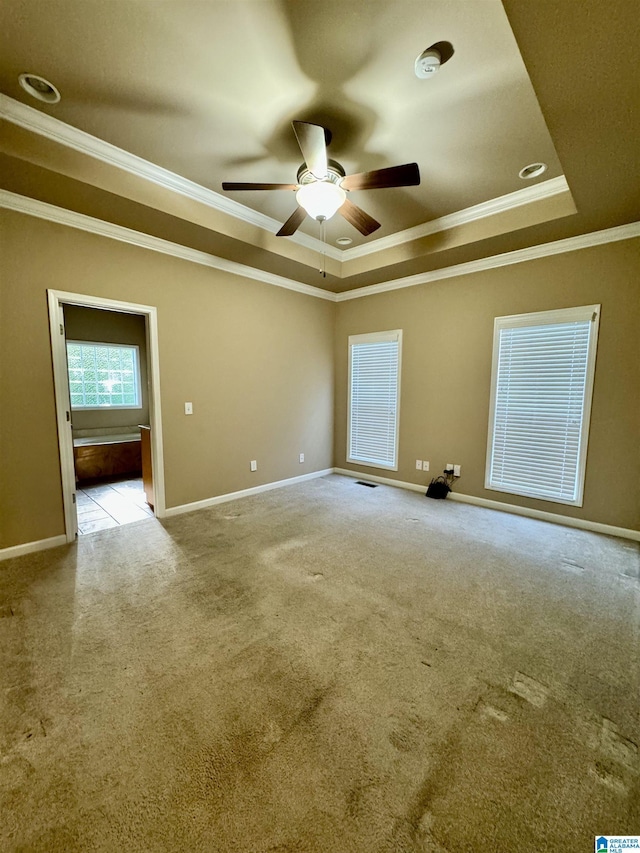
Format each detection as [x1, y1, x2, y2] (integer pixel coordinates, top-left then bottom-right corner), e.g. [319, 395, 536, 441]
[335, 238, 640, 531]
[64, 304, 149, 430]
[1, 208, 638, 551]
[0, 211, 335, 549]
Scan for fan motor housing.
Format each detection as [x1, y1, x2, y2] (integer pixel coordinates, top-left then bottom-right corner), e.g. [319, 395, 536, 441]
[297, 159, 346, 186]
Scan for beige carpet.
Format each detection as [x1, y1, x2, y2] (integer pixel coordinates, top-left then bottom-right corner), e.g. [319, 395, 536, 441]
[1, 474, 639, 851]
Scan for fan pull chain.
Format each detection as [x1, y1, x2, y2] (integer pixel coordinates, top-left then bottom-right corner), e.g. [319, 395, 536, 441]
[319, 218, 326, 277]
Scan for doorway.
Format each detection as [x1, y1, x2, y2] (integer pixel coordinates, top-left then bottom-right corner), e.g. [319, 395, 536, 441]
[48, 290, 166, 542]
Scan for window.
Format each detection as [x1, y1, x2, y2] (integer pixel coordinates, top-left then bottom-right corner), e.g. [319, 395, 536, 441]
[486, 305, 600, 506]
[348, 330, 402, 470]
[66, 341, 141, 409]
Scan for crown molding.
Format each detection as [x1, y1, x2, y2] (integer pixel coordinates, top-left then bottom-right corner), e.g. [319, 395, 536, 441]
[339, 176, 571, 261]
[1, 95, 576, 269]
[4, 189, 638, 306]
[0, 94, 342, 261]
[335, 220, 640, 301]
[0, 190, 335, 302]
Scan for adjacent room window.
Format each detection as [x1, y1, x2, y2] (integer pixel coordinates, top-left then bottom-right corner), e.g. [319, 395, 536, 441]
[485, 305, 600, 506]
[67, 341, 142, 409]
[348, 330, 402, 470]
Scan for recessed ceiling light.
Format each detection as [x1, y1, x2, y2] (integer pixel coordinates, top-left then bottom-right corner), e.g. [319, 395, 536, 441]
[519, 162, 547, 180]
[336, 237, 352, 246]
[18, 73, 61, 104]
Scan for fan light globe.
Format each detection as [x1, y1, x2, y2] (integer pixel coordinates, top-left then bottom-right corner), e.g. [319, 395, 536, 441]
[296, 181, 346, 221]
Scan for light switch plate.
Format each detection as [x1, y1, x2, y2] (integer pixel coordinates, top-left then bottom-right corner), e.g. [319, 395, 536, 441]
[184, 402, 193, 415]
[250, 460, 257, 472]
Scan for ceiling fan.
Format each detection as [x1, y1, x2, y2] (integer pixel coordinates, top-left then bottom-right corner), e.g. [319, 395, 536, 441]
[222, 121, 420, 238]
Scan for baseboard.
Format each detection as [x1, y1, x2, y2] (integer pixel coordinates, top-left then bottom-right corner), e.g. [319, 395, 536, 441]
[164, 468, 335, 518]
[333, 467, 426, 494]
[334, 468, 640, 542]
[0, 534, 68, 562]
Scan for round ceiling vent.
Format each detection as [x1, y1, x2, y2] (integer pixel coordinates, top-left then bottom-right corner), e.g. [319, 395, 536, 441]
[336, 237, 352, 246]
[519, 162, 547, 180]
[18, 73, 61, 104]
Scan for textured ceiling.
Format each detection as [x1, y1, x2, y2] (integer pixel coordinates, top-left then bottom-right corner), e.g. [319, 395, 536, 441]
[0, 0, 638, 291]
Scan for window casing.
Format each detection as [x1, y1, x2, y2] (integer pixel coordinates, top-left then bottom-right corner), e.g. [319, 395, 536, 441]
[67, 341, 142, 410]
[485, 305, 600, 506]
[348, 330, 402, 471]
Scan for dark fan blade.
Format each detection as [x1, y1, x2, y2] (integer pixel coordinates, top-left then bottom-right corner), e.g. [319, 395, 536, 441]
[276, 205, 307, 237]
[338, 198, 381, 236]
[222, 182, 297, 191]
[292, 121, 328, 181]
[341, 162, 420, 191]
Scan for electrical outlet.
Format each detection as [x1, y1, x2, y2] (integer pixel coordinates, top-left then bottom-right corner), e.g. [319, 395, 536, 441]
[299, 453, 305, 463]
[454, 464, 461, 477]
[415, 459, 422, 470]
[250, 460, 257, 472]
[423, 461, 429, 472]
[184, 401, 193, 415]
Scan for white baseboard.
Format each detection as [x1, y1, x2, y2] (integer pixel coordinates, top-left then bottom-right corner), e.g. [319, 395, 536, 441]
[164, 468, 334, 518]
[0, 534, 68, 562]
[333, 467, 426, 494]
[334, 468, 640, 542]
[4, 468, 637, 557]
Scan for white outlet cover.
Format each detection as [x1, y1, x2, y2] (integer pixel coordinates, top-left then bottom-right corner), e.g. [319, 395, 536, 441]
[250, 460, 257, 471]
[299, 453, 305, 463]
[415, 460, 422, 470]
[423, 461, 429, 471]
[184, 401, 193, 415]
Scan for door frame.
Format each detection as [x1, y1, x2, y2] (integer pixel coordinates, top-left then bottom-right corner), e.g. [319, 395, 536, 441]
[48, 289, 166, 542]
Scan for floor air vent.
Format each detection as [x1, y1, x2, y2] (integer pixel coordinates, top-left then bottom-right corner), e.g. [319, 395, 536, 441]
[356, 481, 378, 488]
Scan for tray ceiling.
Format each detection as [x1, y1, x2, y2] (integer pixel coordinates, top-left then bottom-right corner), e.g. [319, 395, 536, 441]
[0, 0, 638, 292]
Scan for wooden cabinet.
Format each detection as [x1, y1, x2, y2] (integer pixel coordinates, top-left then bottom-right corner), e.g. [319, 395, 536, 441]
[74, 440, 141, 481]
[139, 425, 154, 510]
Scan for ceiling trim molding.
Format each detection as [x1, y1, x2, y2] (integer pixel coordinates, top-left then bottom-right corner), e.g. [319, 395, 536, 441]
[0, 94, 340, 260]
[335, 220, 640, 301]
[339, 176, 571, 261]
[0, 95, 575, 268]
[0, 189, 335, 302]
[4, 188, 637, 306]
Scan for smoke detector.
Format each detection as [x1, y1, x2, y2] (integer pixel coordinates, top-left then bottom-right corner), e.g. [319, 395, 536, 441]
[18, 73, 61, 104]
[415, 49, 441, 78]
[415, 41, 454, 79]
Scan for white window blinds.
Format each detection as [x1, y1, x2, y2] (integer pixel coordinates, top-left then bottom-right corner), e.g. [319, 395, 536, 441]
[348, 331, 402, 470]
[486, 306, 600, 506]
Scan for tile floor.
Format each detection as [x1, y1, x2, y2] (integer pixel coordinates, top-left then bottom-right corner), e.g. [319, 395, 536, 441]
[76, 476, 154, 534]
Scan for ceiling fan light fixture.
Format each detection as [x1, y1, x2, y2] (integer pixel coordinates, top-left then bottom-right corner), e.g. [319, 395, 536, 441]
[296, 180, 346, 221]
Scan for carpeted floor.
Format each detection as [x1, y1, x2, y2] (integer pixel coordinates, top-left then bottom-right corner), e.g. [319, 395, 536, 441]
[1, 474, 639, 851]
